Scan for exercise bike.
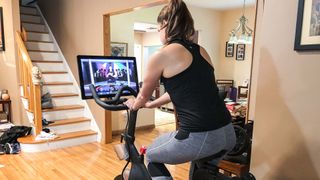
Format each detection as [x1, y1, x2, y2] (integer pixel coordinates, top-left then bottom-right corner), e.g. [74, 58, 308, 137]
[89, 84, 255, 180]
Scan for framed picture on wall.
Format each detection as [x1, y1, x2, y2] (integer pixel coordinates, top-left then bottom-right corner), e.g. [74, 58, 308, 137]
[236, 44, 246, 60]
[0, 7, 5, 51]
[111, 42, 128, 56]
[294, 0, 320, 51]
[225, 42, 234, 57]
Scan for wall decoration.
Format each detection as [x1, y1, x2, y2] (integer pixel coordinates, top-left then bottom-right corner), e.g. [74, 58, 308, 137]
[111, 42, 128, 56]
[294, 0, 320, 51]
[0, 7, 5, 51]
[236, 44, 246, 60]
[225, 42, 234, 57]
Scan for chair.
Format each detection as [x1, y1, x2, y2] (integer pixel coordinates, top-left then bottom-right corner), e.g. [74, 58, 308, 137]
[216, 79, 234, 99]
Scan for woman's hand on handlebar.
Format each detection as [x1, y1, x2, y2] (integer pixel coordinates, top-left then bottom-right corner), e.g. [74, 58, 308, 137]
[124, 98, 137, 110]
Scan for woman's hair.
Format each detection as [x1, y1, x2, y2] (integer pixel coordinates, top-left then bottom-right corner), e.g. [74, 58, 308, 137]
[157, 0, 195, 43]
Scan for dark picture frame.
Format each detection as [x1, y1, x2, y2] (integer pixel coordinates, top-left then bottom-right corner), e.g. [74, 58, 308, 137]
[111, 42, 128, 57]
[0, 7, 5, 51]
[294, 0, 320, 51]
[225, 42, 234, 57]
[236, 44, 246, 60]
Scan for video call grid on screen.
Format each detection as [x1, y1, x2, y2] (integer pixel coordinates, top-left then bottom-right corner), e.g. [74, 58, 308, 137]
[78, 56, 139, 99]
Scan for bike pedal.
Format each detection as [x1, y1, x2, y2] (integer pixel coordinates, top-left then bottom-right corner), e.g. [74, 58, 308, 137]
[139, 145, 147, 155]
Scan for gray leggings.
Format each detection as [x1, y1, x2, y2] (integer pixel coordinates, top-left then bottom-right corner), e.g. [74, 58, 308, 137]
[145, 123, 236, 180]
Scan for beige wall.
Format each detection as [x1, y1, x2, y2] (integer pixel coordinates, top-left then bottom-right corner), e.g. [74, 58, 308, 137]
[251, 0, 320, 179]
[188, 5, 221, 67]
[111, 5, 163, 56]
[112, 4, 223, 65]
[217, 7, 256, 88]
[37, 0, 164, 139]
[0, 0, 27, 125]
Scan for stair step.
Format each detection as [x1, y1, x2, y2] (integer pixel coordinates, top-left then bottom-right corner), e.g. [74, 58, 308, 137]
[27, 40, 53, 43]
[48, 117, 91, 127]
[28, 50, 58, 53]
[42, 105, 84, 112]
[43, 82, 73, 86]
[20, 13, 40, 17]
[21, 14, 42, 24]
[21, 5, 36, 9]
[51, 93, 79, 98]
[20, 11, 38, 16]
[42, 71, 68, 74]
[18, 130, 97, 144]
[26, 41, 57, 51]
[32, 60, 63, 63]
[21, 21, 44, 25]
[22, 23, 47, 32]
[27, 30, 49, 34]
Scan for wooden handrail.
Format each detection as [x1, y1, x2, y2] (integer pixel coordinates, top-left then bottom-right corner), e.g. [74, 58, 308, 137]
[16, 30, 42, 135]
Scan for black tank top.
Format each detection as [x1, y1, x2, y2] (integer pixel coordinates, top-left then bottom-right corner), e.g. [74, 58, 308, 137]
[161, 40, 231, 132]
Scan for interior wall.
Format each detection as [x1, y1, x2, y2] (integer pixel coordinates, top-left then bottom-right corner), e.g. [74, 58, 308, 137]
[217, 6, 256, 87]
[111, 4, 222, 66]
[187, 5, 221, 67]
[111, 5, 163, 57]
[0, 0, 27, 125]
[251, 0, 320, 179]
[37, 0, 166, 139]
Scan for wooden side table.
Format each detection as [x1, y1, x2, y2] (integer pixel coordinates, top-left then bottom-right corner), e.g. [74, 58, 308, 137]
[0, 100, 12, 123]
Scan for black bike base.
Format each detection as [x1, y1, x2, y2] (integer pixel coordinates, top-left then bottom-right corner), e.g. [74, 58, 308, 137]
[114, 175, 123, 180]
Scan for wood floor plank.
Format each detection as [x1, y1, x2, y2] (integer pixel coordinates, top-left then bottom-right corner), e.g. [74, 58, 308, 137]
[0, 123, 190, 179]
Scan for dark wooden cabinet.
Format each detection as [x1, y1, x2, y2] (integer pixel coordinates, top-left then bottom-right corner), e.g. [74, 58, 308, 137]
[0, 100, 11, 123]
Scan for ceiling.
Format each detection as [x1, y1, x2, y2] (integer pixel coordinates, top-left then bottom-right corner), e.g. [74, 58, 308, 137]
[184, 0, 256, 10]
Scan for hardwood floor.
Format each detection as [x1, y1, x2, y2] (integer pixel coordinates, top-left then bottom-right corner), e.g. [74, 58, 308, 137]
[0, 123, 190, 179]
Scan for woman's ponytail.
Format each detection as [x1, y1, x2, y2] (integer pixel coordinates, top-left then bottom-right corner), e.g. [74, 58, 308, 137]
[157, 0, 195, 43]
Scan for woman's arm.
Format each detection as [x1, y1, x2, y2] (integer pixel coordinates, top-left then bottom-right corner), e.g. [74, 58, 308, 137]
[126, 52, 167, 110]
[144, 92, 171, 109]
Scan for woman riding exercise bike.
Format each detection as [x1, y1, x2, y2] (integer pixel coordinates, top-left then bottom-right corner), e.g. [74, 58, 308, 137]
[123, 0, 236, 179]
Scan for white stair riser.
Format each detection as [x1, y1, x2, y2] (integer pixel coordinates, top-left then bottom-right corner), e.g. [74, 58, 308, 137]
[27, 32, 52, 42]
[48, 121, 91, 134]
[51, 96, 82, 106]
[26, 42, 57, 51]
[43, 109, 84, 121]
[20, 7, 38, 15]
[21, 15, 42, 23]
[26, 111, 34, 124]
[20, 86, 24, 96]
[42, 85, 77, 95]
[42, 74, 71, 82]
[29, 52, 60, 61]
[21, 98, 29, 110]
[33, 62, 65, 71]
[23, 23, 47, 32]
[20, 134, 97, 152]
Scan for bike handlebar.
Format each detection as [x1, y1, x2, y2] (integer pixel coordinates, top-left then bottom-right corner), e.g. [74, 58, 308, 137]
[89, 84, 137, 111]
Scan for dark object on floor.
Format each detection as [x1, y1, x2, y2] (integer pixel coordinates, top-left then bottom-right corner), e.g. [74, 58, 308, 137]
[42, 128, 50, 133]
[41, 92, 54, 109]
[0, 126, 32, 144]
[42, 118, 54, 126]
[4, 142, 21, 154]
[0, 144, 5, 155]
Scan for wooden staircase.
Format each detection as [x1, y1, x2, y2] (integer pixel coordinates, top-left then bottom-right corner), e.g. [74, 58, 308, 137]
[17, 6, 99, 152]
